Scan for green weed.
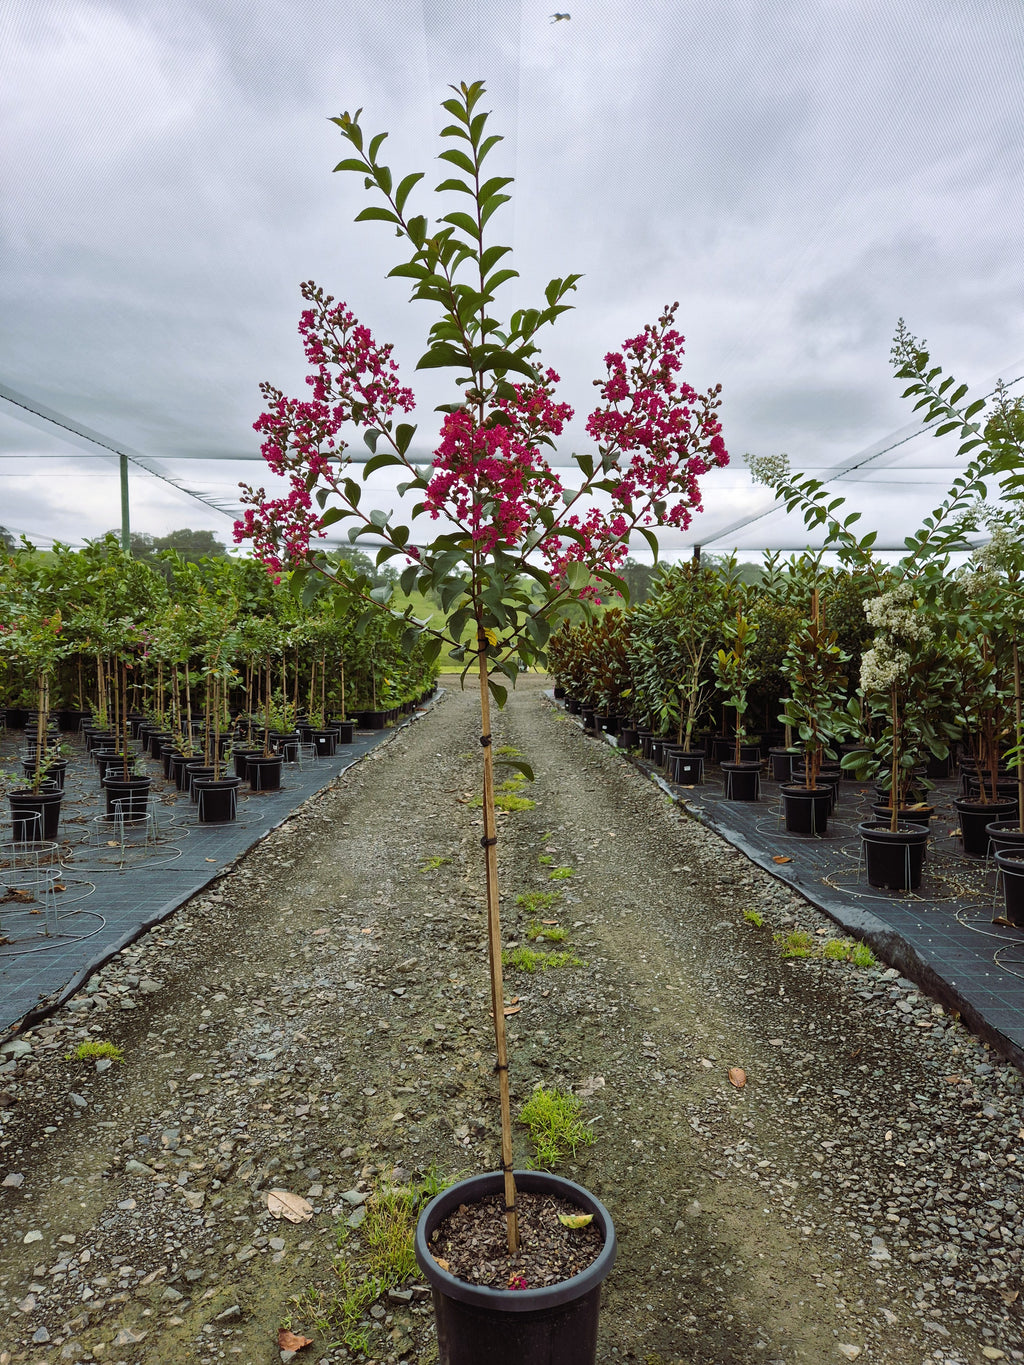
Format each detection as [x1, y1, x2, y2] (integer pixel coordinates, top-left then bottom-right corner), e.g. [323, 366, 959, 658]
[743, 909, 764, 927]
[526, 920, 567, 943]
[291, 1168, 451, 1353]
[67, 1040, 123, 1064]
[851, 942, 877, 968]
[502, 946, 582, 973]
[518, 1087, 596, 1168]
[495, 793, 536, 812]
[537, 853, 554, 865]
[548, 866, 574, 880]
[516, 889, 561, 914]
[419, 855, 451, 872]
[775, 930, 815, 959]
[495, 745, 523, 757]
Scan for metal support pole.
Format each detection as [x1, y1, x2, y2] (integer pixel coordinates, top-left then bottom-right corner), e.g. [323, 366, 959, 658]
[120, 453, 130, 553]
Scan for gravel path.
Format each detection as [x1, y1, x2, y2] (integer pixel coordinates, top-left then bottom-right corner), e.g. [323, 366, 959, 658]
[1, 676, 1023, 1365]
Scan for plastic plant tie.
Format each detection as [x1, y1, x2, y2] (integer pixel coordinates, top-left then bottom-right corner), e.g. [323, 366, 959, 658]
[480, 835, 498, 848]
[480, 734, 492, 746]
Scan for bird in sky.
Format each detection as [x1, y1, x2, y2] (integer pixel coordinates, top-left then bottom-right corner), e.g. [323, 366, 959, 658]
[550, 12, 570, 21]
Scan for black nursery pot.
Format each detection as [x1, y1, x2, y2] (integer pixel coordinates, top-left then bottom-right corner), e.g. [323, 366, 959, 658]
[781, 784, 831, 835]
[246, 754, 283, 791]
[996, 850, 1024, 928]
[859, 820, 929, 891]
[415, 1170, 616, 1365]
[955, 798, 1018, 857]
[194, 776, 241, 823]
[332, 720, 356, 745]
[9, 788, 63, 841]
[721, 760, 760, 802]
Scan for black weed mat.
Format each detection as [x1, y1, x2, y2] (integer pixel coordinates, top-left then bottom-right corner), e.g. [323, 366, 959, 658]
[0, 701, 439, 1035]
[557, 705, 1024, 1069]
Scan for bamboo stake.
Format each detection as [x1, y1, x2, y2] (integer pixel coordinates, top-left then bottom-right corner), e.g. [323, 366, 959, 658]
[476, 631, 519, 1256]
[890, 682, 900, 833]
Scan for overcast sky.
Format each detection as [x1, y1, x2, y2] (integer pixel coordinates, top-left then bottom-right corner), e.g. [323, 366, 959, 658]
[2, 0, 1023, 559]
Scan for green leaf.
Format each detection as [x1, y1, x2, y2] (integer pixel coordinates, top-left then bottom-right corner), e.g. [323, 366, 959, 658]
[637, 527, 660, 560]
[488, 678, 508, 710]
[416, 343, 471, 372]
[438, 147, 475, 173]
[395, 171, 424, 214]
[435, 177, 475, 196]
[363, 428, 380, 453]
[363, 451, 401, 477]
[395, 423, 416, 455]
[354, 206, 400, 225]
[368, 131, 388, 162]
[441, 209, 480, 237]
[333, 157, 368, 174]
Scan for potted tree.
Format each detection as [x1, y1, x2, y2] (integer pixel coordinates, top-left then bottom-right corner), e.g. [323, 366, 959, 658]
[235, 81, 728, 1363]
[629, 561, 726, 783]
[714, 609, 761, 800]
[777, 576, 850, 835]
[4, 603, 70, 841]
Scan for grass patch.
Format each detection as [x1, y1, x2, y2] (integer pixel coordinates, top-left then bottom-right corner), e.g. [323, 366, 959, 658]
[548, 866, 574, 880]
[526, 920, 567, 943]
[67, 1040, 123, 1064]
[516, 889, 561, 914]
[823, 938, 877, 967]
[495, 745, 523, 757]
[495, 793, 536, 812]
[537, 853, 554, 865]
[775, 929, 815, 959]
[743, 909, 764, 927]
[419, 855, 451, 872]
[518, 1087, 596, 1168]
[290, 1167, 450, 1353]
[502, 946, 582, 973]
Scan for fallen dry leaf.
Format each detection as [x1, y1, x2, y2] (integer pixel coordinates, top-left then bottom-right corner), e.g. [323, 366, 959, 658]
[771, 855, 792, 864]
[999, 1288, 1019, 1306]
[557, 1212, 594, 1229]
[205, 858, 217, 863]
[266, 1190, 314, 1222]
[502, 1005, 521, 1016]
[432, 1254, 451, 1271]
[277, 1328, 313, 1350]
[728, 1067, 747, 1089]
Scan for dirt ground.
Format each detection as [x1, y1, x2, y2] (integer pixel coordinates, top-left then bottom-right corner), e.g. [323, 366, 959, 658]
[1, 675, 1023, 1365]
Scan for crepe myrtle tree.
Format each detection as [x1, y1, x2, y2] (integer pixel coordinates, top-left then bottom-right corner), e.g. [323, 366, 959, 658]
[234, 81, 729, 1252]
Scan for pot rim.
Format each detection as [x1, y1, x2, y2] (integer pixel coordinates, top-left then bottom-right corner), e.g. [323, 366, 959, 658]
[858, 819, 929, 843]
[995, 849, 1024, 869]
[415, 1170, 616, 1313]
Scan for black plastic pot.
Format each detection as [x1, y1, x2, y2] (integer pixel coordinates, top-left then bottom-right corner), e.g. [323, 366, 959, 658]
[781, 784, 831, 835]
[269, 730, 300, 761]
[170, 752, 196, 792]
[9, 788, 63, 841]
[669, 749, 705, 784]
[311, 728, 337, 756]
[415, 1171, 616, 1365]
[333, 720, 356, 745]
[564, 696, 581, 716]
[955, 798, 1018, 857]
[246, 754, 283, 791]
[103, 775, 152, 817]
[194, 776, 241, 823]
[233, 748, 263, 780]
[721, 760, 760, 802]
[986, 820, 1024, 859]
[769, 748, 800, 782]
[616, 724, 640, 751]
[858, 820, 929, 890]
[995, 850, 1024, 927]
[21, 758, 67, 792]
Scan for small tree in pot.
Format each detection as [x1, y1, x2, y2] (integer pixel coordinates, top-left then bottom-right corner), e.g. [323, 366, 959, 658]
[234, 81, 729, 1360]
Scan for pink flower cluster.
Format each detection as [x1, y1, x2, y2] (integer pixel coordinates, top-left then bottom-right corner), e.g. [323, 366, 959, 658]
[423, 372, 571, 553]
[235, 287, 728, 597]
[235, 282, 415, 579]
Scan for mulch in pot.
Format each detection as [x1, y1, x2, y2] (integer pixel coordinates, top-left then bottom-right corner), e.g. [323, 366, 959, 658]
[427, 1189, 603, 1289]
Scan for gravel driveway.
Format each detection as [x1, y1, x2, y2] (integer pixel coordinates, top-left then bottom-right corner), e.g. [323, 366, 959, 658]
[1, 675, 1023, 1365]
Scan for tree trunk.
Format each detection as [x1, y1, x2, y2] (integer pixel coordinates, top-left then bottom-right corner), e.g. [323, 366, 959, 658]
[476, 630, 519, 1256]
